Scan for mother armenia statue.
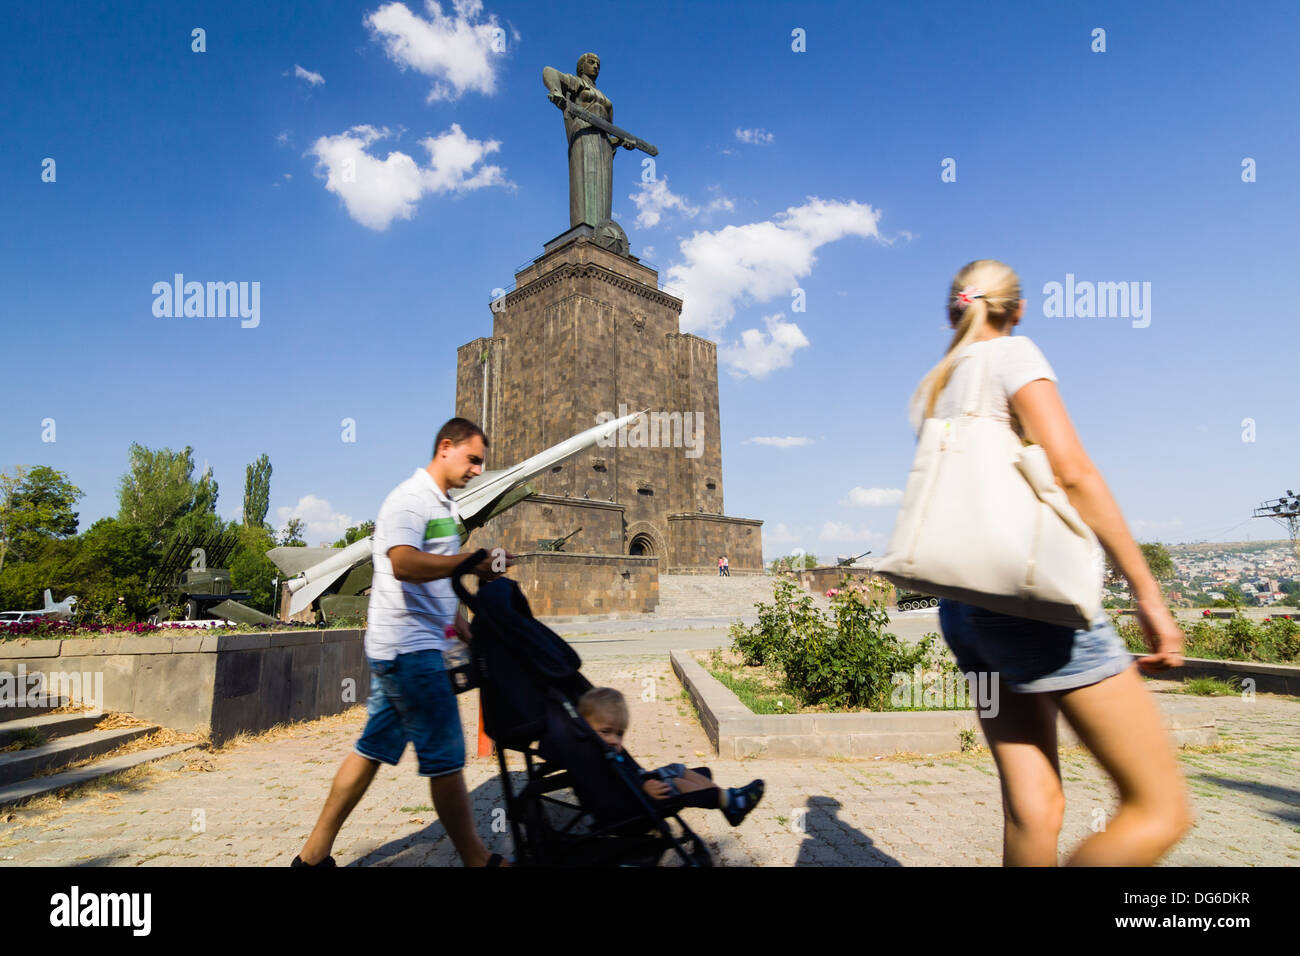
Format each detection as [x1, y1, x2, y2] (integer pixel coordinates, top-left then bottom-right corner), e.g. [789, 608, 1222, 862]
[543, 52, 657, 256]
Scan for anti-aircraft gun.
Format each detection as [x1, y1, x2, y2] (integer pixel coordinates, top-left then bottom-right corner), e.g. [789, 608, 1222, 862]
[836, 550, 872, 567]
[538, 527, 583, 552]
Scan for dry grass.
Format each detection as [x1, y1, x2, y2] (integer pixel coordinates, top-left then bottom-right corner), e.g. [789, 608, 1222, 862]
[93, 712, 153, 731]
[31, 726, 206, 779]
[0, 763, 162, 826]
[211, 705, 366, 753]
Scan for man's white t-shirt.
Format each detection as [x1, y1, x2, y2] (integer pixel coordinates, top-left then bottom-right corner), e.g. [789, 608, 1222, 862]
[908, 335, 1058, 437]
[365, 468, 464, 661]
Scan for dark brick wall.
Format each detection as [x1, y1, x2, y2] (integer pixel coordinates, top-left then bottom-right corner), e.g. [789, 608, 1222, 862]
[456, 234, 762, 571]
[464, 495, 624, 556]
[666, 514, 764, 574]
[501, 552, 658, 618]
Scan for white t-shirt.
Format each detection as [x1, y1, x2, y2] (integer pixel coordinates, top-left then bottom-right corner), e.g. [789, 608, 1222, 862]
[365, 468, 464, 660]
[908, 335, 1057, 437]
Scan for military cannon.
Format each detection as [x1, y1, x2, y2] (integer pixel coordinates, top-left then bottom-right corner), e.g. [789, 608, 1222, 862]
[538, 527, 583, 552]
[836, 550, 872, 567]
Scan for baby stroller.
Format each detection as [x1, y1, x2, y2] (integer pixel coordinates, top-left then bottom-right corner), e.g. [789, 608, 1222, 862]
[450, 550, 713, 867]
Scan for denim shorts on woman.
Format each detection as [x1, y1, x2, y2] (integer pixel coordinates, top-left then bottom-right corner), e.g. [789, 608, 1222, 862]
[354, 649, 465, 777]
[937, 599, 1133, 693]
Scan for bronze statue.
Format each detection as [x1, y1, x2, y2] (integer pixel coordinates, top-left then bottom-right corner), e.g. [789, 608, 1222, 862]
[543, 53, 657, 252]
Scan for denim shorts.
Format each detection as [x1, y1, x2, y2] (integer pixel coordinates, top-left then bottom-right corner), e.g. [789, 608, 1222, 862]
[937, 599, 1133, 694]
[354, 649, 465, 777]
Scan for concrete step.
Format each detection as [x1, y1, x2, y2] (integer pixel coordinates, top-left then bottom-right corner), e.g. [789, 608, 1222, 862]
[0, 725, 158, 786]
[0, 742, 200, 808]
[0, 712, 105, 748]
[655, 574, 828, 620]
[1, 698, 71, 722]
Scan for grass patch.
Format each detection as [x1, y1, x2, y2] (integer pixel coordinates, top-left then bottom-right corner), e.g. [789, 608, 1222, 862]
[703, 648, 972, 714]
[1181, 677, 1242, 697]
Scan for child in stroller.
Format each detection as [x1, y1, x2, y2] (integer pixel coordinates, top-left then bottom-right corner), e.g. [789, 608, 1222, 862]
[577, 687, 764, 827]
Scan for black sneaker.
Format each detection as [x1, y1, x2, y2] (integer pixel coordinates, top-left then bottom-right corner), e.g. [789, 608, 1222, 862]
[722, 779, 764, 827]
[290, 854, 336, 867]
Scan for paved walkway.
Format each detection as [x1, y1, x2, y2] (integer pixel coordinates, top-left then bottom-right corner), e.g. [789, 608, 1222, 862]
[1, 652, 1296, 866]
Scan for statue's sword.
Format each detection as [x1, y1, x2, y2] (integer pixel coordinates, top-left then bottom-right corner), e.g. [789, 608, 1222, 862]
[562, 98, 658, 156]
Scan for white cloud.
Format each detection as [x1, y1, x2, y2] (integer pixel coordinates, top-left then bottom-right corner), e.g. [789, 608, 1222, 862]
[309, 123, 508, 230]
[666, 197, 883, 336]
[276, 130, 292, 147]
[735, 127, 774, 145]
[719, 313, 810, 379]
[366, 0, 507, 102]
[843, 486, 904, 507]
[629, 181, 734, 230]
[744, 436, 812, 448]
[277, 495, 355, 545]
[818, 521, 882, 545]
[640, 245, 655, 260]
[630, 178, 699, 229]
[763, 522, 801, 547]
[294, 64, 325, 86]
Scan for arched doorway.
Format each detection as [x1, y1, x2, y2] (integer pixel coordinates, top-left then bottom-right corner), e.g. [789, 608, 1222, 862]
[625, 522, 665, 560]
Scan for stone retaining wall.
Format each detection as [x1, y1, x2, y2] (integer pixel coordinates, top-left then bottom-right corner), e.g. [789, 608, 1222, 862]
[672, 650, 1220, 758]
[0, 630, 368, 745]
[1137, 655, 1300, 696]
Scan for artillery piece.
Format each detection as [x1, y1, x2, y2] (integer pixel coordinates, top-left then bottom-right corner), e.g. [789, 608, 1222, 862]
[538, 527, 583, 552]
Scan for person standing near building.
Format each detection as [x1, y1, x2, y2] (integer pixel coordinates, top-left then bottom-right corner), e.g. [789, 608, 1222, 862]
[293, 418, 514, 867]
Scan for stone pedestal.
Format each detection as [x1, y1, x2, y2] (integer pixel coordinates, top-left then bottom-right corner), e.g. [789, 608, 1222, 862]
[457, 231, 762, 579]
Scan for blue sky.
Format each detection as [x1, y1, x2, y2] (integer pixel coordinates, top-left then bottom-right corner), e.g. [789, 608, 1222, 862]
[3, 0, 1297, 557]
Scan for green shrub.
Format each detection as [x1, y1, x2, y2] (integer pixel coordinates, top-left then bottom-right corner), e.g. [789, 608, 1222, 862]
[730, 575, 942, 710]
[1111, 612, 1300, 664]
[729, 577, 813, 667]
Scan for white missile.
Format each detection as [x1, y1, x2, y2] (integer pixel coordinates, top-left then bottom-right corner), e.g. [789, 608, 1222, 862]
[451, 409, 646, 525]
[283, 536, 372, 615]
[274, 410, 646, 617]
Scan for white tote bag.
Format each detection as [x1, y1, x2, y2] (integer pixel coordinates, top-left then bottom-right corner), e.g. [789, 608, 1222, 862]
[874, 347, 1105, 630]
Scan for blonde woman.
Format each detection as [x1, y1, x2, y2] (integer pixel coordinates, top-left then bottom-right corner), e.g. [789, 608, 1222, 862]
[909, 259, 1191, 865]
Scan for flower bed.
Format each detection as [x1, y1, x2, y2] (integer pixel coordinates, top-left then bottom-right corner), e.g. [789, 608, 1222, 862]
[0, 619, 329, 642]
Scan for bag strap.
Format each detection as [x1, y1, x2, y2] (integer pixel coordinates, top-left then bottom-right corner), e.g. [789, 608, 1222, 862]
[958, 345, 993, 418]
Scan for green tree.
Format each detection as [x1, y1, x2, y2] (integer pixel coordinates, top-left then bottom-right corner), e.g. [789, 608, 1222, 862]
[116, 443, 219, 549]
[0, 465, 84, 574]
[0, 518, 154, 621]
[333, 521, 375, 547]
[1139, 542, 1175, 582]
[279, 518, 306, 547]
[242, 453, 272, 529]
[228, 522, 280, 614]
[1105, 541, 1176, 586]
